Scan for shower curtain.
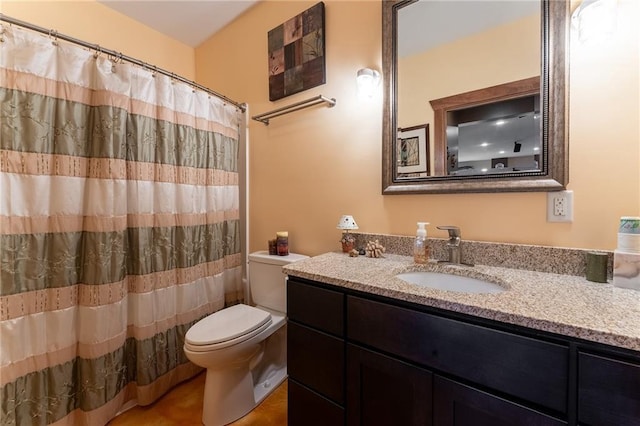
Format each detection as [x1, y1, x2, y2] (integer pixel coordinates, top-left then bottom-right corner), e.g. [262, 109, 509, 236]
[0, 23, 244, 425]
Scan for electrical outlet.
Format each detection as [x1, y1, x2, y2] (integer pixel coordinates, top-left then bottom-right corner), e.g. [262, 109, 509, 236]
[547, 190, 573, 222]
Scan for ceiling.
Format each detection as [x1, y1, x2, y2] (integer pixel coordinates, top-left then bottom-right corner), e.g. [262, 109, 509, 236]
[98, 0, 259, 47]
[98, 1, 538, 51]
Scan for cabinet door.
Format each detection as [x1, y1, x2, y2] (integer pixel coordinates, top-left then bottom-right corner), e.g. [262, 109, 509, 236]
[578, 352, 640, 426]
[433, 376, 565, 426]
[289, 380, 344, 426]
[347, 344, 432, 426]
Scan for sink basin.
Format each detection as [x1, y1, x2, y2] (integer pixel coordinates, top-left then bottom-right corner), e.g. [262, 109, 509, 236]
[396, 271, 505, 294]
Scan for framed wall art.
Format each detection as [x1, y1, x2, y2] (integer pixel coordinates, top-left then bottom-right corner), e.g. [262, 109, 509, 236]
[268, 2, 325, 101]
[397, 124, 430, 177]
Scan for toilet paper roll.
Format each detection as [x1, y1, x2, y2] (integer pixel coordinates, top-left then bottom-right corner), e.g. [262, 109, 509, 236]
[617, 233, 640, 253]
[619, 216, 640, 234]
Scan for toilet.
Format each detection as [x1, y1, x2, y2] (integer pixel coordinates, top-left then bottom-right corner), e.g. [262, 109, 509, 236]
[183, 250, 308, 426]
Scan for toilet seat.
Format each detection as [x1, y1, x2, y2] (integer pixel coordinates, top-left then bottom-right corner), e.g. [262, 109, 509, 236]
[185, 304, 272, 352]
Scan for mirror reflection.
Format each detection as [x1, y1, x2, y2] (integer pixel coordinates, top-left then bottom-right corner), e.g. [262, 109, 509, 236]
[396, 0, 541, 179]
[382, 0, 568, 194]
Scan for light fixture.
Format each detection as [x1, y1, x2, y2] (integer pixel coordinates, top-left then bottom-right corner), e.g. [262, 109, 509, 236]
[572, 0, 617, 42]
[337, 215, 359, 253]
[357, 68, 380, 99]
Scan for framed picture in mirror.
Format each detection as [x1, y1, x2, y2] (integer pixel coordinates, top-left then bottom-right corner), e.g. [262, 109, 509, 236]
[397, 123, 429, 178]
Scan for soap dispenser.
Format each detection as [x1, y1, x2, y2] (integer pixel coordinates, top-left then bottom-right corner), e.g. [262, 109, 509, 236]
[414, 222, 430, 264]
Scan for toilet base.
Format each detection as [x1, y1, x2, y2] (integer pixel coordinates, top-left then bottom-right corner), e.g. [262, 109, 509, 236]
[196, 321, 287, 426]
[201, 364, 287, 426]
[253, 365, 287, 407]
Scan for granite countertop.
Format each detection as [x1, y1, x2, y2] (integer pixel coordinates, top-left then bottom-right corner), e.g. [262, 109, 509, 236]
[283, 252, 640, 352]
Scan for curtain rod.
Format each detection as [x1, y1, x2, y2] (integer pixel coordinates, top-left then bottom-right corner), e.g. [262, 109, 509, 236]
[0, 13, 246, 112]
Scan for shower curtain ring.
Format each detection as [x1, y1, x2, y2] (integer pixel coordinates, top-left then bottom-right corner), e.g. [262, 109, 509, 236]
[94, 45, 102, 59]
[49, 29, 58, 46]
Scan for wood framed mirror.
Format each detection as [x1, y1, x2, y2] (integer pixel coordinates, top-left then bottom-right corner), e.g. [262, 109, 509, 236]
[382, 0, 569, 194]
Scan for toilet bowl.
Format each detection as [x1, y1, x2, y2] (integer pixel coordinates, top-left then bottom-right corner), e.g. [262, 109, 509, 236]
[184, 251, 308, 426]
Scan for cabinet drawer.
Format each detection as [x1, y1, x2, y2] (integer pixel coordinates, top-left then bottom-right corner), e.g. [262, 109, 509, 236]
[287, 278, 344, 336]
[578, 352, 640, 426]
[289, 379, 344, 426]
[288, 322, 344, 404]
[347, 296, 568, 413]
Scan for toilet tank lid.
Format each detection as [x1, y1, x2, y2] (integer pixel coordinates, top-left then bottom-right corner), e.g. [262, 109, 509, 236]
[249, 251, 309, 266]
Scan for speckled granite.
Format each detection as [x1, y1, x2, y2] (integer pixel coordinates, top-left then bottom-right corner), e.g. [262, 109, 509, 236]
[283, 252, 640, 352]
[352, 232, 614, 278]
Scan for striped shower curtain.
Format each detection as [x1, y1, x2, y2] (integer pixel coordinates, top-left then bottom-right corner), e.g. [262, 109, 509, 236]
[0, 23, 244, 425]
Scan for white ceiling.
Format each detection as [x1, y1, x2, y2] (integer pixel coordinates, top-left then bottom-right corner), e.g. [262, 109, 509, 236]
[98, 1, 539, 51]
[98, 0, 259, 47]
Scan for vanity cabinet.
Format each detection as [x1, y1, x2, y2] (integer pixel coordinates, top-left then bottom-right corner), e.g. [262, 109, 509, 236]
[286, 277, 640, 426]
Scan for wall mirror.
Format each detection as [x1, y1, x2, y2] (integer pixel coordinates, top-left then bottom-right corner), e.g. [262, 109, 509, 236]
[382, 0, 569, 194]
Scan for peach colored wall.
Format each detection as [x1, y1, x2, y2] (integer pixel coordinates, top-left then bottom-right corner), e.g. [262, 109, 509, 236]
[196, 0, 638, 256]
[1, 0, 195, 79]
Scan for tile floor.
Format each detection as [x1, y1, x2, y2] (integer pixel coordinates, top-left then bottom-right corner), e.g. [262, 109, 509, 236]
[108, 372, 287, 425]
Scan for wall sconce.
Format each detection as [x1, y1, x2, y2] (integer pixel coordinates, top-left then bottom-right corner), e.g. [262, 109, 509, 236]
[337, 215, 359, 253]
[572, 0, 617, 42]
[356, 68, 380, 99]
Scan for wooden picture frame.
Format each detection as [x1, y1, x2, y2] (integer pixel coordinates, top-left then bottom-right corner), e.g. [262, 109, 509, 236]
[397, 124, 430, 177]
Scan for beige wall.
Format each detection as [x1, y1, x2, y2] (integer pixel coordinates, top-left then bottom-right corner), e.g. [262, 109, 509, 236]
[4, 1, 638, 256]
[2, 0, 195, 79]
[196, 0, 638, 256]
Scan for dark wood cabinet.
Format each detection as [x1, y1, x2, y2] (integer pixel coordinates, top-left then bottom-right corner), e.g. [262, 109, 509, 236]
[348, 295, 568, 414]
[289, 380, 344, 426]
[287, 278, 344, 336]
[287, 278, 345, 425]
[288, 322, 344, 403]
[578, 352, 640, 426]
[347, 344, 433, 426]
[286, 276, 640, 426]
[433, 375, 566, 426]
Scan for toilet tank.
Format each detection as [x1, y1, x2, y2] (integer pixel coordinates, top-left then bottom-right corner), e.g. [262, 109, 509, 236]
[248, 251, 309, 312]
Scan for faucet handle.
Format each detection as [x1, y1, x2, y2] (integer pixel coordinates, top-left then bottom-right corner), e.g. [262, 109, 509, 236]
[437, 225, 461, 239]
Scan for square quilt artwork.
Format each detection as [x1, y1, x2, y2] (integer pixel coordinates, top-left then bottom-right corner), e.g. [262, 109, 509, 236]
[268, 2, 325, 101]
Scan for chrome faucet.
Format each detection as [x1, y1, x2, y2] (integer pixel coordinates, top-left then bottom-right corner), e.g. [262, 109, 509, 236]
[437, 226, 472, 266]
